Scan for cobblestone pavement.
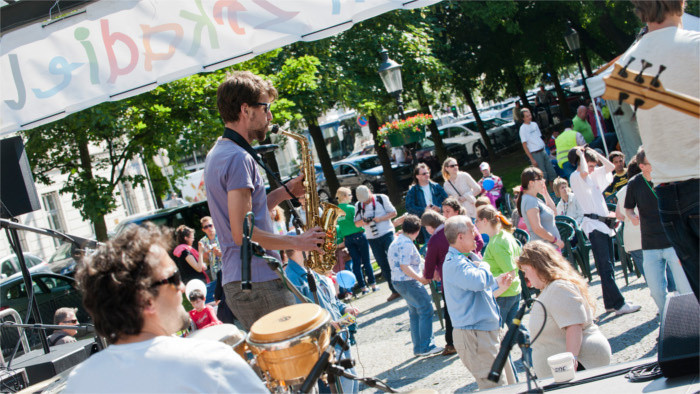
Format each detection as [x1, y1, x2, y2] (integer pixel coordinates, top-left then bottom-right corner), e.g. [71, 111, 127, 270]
[343, 264, 660, 393]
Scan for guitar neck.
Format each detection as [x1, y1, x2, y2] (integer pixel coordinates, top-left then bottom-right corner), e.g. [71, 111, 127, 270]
[603, 74, 700, 118]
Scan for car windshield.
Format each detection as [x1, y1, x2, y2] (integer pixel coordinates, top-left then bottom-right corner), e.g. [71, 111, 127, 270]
[492, 118, 508, 126]
[47, 243, 72, 264]
[356, 157, 381, 171]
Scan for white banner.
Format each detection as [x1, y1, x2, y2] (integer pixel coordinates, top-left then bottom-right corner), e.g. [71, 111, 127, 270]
[0, 0, 440, 135]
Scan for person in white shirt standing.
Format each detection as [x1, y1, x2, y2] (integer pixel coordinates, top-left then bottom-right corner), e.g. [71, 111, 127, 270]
[568, 147, 641, 316]
[619, 0, 699, 300]
[519, 108, 557, 189]
[354, 185, 401, 302]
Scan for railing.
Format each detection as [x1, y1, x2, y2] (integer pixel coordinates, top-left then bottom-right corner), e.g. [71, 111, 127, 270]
[0, 308, 31, 367]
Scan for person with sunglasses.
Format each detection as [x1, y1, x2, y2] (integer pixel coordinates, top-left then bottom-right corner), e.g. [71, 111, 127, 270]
[406, 163, 448, 243]
[441, 158, 480, 219]
[47, 307, 79, 346]
[65, 223, 265, 393]
[198, 216, 222, 279]
[204, 72, 325, 331]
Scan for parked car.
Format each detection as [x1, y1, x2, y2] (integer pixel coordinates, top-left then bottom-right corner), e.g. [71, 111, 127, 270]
[0, 253, 49, 280]
[316, 154, 413, 202]
[1, 272, 88, 357]
[415, 136, 470, 176]
[437, 117, 518, 159]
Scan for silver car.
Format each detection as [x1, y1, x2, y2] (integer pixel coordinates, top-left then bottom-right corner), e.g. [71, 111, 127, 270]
[437, 117, 518, 159]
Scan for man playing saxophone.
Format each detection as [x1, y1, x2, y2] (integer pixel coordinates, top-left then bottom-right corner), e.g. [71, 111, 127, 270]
[204, 71, 325, 330]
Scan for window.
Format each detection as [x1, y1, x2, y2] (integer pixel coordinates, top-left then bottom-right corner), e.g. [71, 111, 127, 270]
[42, 192, 66, 248]
[119, 182, 139, 216]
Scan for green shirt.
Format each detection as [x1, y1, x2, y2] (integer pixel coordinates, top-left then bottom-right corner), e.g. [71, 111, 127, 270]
[483, 230, 522, 297]
[337, 203, 364, 241]
[572, 115, 594, 143]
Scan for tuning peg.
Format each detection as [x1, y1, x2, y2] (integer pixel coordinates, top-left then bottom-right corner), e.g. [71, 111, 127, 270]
[635, 60, 653, 84]
[619, 57, 636, 78]
[650, 65, 667, 88]
[614, 92, 629, 116]
[633, 98, 645, 117]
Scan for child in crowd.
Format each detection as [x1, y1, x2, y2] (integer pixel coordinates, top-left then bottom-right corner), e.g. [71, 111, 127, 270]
[442, 216, 514, 390]
[188, 289, 222, 330]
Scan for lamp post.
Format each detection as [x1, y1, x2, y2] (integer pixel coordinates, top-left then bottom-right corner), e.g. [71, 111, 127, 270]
[378, 48, 405, 120]
[564, 24, 591, 102]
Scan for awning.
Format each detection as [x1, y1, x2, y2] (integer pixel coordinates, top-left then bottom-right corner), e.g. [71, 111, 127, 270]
[0, 0, 441, 136]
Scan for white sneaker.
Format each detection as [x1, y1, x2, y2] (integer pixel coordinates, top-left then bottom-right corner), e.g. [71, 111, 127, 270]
[615, 302, 641, 316]
[419, 346, 444, 357]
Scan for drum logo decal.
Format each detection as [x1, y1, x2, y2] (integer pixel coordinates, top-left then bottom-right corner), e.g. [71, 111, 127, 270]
[278, 315, 291, 322]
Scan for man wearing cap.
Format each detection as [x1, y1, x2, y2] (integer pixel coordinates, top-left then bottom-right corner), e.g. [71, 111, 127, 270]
[354, 185, 401, 302]
[477, 162, 504, 207]
[519, 108, 557, 189]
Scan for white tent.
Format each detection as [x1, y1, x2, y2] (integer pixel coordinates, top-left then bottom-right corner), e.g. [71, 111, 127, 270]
[0, 0, 440, 136]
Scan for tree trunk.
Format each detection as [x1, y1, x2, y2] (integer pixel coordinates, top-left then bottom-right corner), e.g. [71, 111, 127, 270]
[580, 49, 593, 77]
[548, 65, 571, 120]
[417, 88, 447, 165]
[305, 116, 340, 201]
[77, 138, 108, 241]
[369, 114, 401, 205]
[461, 88, 496, 162]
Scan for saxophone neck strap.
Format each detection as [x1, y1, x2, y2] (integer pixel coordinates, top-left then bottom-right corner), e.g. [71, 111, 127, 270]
[222, 127, 299, 205]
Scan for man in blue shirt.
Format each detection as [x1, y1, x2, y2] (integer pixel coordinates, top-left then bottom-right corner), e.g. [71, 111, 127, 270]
[284, 233, 359, 393]
[442, 216, 513, 390]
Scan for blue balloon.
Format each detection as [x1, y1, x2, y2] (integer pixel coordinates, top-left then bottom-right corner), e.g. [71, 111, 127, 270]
[336, 270, 357, 289]
[483, 178, 495, 191]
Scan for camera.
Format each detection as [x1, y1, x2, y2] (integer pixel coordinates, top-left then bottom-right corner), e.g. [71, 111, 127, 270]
[363, 216, 374, 223]
[365, 216, 379, 237]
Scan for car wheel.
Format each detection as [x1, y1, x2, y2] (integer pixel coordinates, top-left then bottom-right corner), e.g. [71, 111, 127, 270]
[473, 143, 487, 159]
[318, 190, 330, 203]
[362, 181, 375, 192]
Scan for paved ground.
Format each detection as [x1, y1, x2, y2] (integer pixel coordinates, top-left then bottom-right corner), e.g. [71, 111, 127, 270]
[342, 263, 660, 393]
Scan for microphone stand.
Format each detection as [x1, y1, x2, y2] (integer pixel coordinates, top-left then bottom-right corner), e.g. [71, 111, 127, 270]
[517, 328, 542, 393]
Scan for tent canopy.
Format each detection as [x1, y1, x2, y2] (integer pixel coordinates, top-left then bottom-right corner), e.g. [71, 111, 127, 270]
[0, 0, 440, 136]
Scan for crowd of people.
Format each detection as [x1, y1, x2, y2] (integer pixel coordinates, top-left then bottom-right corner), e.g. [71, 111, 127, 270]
[56, 1, 697, 391]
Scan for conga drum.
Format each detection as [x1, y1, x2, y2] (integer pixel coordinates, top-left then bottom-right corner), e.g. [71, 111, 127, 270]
[188, 323, 248, 359]
[246, 303, 331, 386]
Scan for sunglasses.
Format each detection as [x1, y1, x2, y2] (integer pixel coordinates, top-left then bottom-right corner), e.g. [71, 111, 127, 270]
[62, 319, 78, 324]
[202, 224, 214, 229]
[150, 270, 181, 289]
[419, 172, 430, 176]
[254, 102, 271, 113]
[447, 164, 458, 168]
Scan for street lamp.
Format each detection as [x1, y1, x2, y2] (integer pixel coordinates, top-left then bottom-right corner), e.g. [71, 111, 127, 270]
[564, 23, 592, 103]
[378, 48, 405, 119]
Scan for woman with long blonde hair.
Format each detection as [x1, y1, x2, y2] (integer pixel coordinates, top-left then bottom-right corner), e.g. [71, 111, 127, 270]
[517, 241, 611, 378]
[441, 157, 481, 218]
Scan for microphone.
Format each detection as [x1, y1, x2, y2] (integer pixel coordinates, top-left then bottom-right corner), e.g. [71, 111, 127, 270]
[488, 300, 529, 382]
[253, 144, 279, 155]
[240, 214, 254, 292]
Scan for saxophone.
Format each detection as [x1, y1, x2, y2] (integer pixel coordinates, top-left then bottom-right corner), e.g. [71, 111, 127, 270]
[281, 130, 345, 273]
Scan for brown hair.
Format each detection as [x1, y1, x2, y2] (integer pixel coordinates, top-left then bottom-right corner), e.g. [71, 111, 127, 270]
[627, 157, 641, 178]
[175, 225, 194, 245]
[476, 205, 513, 232]
[76, 223, 173, 343]
[608, 151, 625, 162]
[516, 166, 544, 217]
[421, 210, 445, 229]
[442, 197, 466, 215]
[271, 206, 285, 222]
[635, 145, 647, 165]
[217, 71, 278, 123]
[200, 216, 212, 226]
[631, 0, 684, 23]
[475, 196, 491, 208]
[441, 157, 459, 181]
[402, 214, 422, 235]
[517, 241, 595, 311]
[568, 147, 596, 169]
[412, 163, 431, 185]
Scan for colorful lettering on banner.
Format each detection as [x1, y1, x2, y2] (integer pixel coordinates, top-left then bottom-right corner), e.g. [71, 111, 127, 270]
[142, 23, 185, 71]
[5, 54, 26, 110]
[32, 57, 83, 99]
[101, 19, 139, 84]
[180, 0, 219, 56]
[74, 27, 100, 85]
[213, 0, 247, 35]
[253, 0, 299, 29]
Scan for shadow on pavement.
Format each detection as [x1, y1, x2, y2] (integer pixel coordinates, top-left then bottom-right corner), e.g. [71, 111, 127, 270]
[359, 304, 407, 328]
[605, 315, 659, 354]
[368, 354, 458, 392]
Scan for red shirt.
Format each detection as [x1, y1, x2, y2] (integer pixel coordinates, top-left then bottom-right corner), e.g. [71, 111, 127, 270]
[189, 305, 222, 330]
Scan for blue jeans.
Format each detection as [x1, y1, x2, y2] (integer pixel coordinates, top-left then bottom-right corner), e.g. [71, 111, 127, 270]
[588, 230, 625, 310]
[344, 232, 375, 288]
[643, 247, 692, 314]
[368, 232, 397, 294]
[496, 294, 521, 328]
[656, 179, 699, 300]
[629, 249, 645, 278]
[393, 280, 436, 355]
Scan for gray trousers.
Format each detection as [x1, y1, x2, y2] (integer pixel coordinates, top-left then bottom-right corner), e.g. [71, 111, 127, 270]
[223, 279, 296, 331]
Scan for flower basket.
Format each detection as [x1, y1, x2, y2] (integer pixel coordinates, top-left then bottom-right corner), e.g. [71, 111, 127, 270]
[378, 114, 432, 147]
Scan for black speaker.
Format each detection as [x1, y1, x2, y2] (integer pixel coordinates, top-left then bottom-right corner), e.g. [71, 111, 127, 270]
[0, 135, 40, 218]
[658, 293, 700, 378]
